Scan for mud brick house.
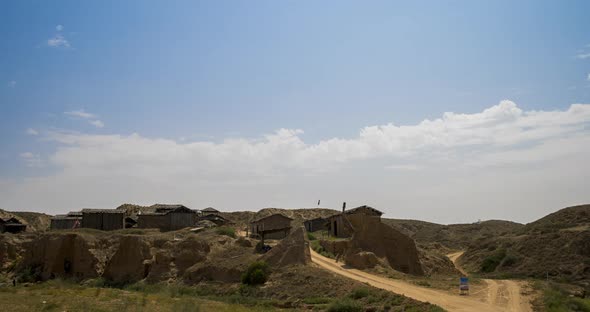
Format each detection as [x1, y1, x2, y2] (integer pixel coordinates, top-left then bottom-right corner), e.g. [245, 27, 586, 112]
[250, 213, 293, 239]
[0, 217, 27, 233]
[81, 209, 125, 231]
[304, 217, 329, 232]
[137, 204, 196, 231]
[327, 205, 383, 238]
[197, 213, 230, 226]
[50, 213, 82, 230]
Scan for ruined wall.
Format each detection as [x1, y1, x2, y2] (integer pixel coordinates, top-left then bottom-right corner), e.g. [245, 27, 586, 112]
[262, 226, 310, 267]
[348, 214, 424, 275]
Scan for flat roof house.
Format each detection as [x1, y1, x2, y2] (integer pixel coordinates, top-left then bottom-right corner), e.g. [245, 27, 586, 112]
[81, 209, 125, 231]
[327, 205, 383, 238]
[137, 204, 196, 231]
[250, 213, 293, 240]
[50, 215, 81, 230]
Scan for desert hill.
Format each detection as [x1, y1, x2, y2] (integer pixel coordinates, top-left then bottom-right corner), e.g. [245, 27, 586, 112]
[222, 207, 340, 227]
[458, 205, 590, 287]
[0, 208, 51, 232]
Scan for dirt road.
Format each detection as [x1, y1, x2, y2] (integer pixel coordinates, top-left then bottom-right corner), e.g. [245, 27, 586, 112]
[446, 251, 532, 312]
[310, 249, 503, 312]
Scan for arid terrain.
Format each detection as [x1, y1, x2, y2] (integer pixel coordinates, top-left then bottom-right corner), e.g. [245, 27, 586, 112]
[1, 204, 589, 311]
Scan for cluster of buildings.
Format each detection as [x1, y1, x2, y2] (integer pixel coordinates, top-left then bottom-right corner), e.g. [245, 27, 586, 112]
[249, 205, 383, 240]
[50, 204, 229, 232]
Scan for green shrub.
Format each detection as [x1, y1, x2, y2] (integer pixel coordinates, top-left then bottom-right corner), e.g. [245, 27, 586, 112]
[349, 287, 370, 299]
[544, 284, 590, 312]
[215, 227, 236, 238]
[501, 255, 518, 267]
[326, 298, 362, 312]
[307, 232, 317, 240]
[241, 261, 270, 285]
[480, 249, 506, 273]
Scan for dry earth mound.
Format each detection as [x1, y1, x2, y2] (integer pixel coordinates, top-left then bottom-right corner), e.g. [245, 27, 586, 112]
[262, 226, 311, 267]
[0, 209, 52, 232]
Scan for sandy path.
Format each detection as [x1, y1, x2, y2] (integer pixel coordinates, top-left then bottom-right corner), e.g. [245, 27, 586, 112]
[446, 251, 532, 312]
[311, 249, 503, 312]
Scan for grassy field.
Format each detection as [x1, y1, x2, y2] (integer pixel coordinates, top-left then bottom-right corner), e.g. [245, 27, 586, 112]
[0, 280, 278, 312]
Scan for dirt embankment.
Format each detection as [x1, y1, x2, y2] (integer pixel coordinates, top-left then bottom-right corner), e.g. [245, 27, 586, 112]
[1, 229, 264, 284]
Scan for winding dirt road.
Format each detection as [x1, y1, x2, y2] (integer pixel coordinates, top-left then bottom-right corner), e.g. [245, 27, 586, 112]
[310, 249, 532, 312]
[447, 251, 532, 312]
[311, 249, 502, 312]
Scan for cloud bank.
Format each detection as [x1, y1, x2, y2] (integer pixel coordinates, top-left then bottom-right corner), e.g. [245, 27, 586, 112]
[3, 101, 590, 223]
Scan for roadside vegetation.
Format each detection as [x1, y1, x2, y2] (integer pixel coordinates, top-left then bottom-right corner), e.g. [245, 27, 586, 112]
[215, 226, 236, 238]
[532, 281, 590, 312]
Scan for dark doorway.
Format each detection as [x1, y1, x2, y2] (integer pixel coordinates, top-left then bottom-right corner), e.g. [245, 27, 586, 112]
[333, 221, 338, 237]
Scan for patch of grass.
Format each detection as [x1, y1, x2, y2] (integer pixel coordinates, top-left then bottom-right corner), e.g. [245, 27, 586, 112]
[216, 227, 236, 238]
[241, 261, 270, 285]
[326, 298, 363, 312]
[544, 283, 590, 312]
[307, 232, 317, 240]
[310, 240, 336, 259]
[349, 287, 370, 299]
[302, 297, 332, 304]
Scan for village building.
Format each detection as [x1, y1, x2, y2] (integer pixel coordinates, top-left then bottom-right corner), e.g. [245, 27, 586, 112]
[303, 217, 329, 232]
[0, 217, 27, 233]
[137, 204, 196, 231]
[250, 213, 293, 239]
[196, 213, 230, 226]
[327, 205, 383, 238]
[81, 209, 125, 231]
[50, 215, 81, 230]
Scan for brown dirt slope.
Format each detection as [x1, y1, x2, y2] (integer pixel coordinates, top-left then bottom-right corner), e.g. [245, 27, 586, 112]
[0, 208, 52, 232]
[460, 205, 590, 287]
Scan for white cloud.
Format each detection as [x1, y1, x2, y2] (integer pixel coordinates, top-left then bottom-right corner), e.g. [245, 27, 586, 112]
[47, 34, 70, 48]
[56, 24, 64, 31]
[64, 109, 96, 119]
[8, 80, 16, 88]
[89, 120, 104, 128]
[26, 128, 39, 136]
[2, 101, 590, 223]
[19, 152, 43, 168]
[587, 73, 590, 81]
[577, 53, 590, 59]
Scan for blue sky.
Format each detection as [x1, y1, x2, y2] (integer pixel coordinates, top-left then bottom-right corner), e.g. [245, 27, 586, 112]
[1, 1, 590, 223]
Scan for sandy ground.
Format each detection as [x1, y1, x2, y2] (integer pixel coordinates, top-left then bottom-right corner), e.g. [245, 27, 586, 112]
[447, 251, 532, 312]
[311, 249, 532, 312]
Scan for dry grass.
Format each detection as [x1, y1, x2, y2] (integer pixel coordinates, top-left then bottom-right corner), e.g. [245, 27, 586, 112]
[0, 280, 278, 312]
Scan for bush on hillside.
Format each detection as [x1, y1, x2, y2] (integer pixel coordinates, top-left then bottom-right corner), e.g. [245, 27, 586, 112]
[326, 298, 362, 312]
[215, 227, 236, 238]
[481, 249, 507, 273]
[241, 261, 270, 285]
[307, 232, 317, 240]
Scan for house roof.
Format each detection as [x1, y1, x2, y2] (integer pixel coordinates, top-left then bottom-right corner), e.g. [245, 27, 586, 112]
[0, 217, 22, 224]
[67, 211, 83, 217]
[251, 213, 293, 223]
[201, 207, 219, 213]
[81, 209, 125, 214]
[51, 215, 81, 220]
[344, 205, 383, 216]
